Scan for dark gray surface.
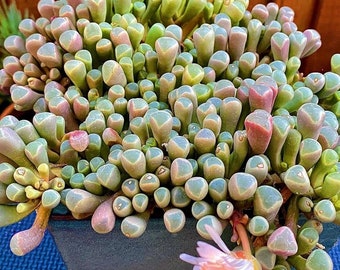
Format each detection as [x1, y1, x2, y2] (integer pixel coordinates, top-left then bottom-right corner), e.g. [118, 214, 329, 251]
[49, 218, 204, 270]
[49, 217, 339, 270]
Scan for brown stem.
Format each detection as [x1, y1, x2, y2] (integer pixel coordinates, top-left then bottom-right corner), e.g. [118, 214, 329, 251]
[34, 203, 52, 230]
[285, 194, 300, 237]
[253, 235, 267, 248]
[180, 14, 201, 41]
[0, 102, 14, 119]
[281, 185, 293, 204]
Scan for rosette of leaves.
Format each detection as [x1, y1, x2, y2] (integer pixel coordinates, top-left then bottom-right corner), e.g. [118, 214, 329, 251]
[0, 0, 339, 269]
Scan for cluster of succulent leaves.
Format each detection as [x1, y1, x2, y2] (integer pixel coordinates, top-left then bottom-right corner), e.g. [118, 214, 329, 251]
[0, 0, 27, 106]
[0, 0, 340, 269]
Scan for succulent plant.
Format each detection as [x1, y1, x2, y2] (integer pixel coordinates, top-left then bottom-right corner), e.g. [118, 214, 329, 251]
[0, 0, 27, 67]
[0, 0, 28, 107]
[0, 0, 339, 269]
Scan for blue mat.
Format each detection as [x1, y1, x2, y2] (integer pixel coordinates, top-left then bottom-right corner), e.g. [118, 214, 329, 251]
[330, 238, 340, 269]
[0, 212, 66, 270]
[0, 212, 339, 269]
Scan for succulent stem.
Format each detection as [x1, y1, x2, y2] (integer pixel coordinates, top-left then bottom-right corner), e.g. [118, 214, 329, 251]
[10, 204, 51, 256]
[285, 194, 299, 236]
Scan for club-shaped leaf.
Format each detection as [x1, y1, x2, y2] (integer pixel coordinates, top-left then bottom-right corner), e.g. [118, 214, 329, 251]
[245, 109, 273, 154]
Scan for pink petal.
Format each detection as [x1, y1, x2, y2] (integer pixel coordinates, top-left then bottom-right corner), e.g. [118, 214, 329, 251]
[205, 225, 231, 254]
[180, 254, 202, 265]
[197, 241, 226, 259]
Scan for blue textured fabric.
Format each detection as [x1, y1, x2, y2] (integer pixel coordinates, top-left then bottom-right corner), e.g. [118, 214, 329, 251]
[0, 212, 66, 270]
[329, 239, 340, 270]
[0, 212, 339, 269]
